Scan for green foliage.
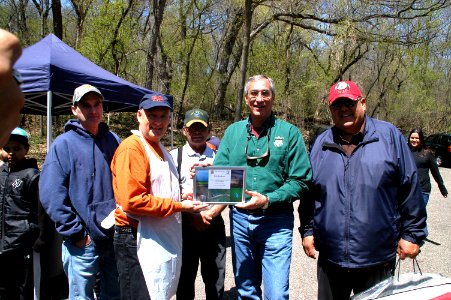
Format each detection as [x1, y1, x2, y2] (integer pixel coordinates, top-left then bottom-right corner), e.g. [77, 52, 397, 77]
[1, 0, 450, 142]
[78, 1, 146, 84]
[107, 112, 137, 139]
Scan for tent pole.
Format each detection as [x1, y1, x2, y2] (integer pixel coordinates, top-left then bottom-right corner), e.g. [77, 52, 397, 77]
[47, 91, 53, 149]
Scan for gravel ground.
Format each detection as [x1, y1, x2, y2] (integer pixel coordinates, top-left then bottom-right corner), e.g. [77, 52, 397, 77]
[194, 167, 451, 299]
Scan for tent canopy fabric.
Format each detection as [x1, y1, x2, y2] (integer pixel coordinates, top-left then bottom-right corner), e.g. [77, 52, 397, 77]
[14, 33, 169, 115]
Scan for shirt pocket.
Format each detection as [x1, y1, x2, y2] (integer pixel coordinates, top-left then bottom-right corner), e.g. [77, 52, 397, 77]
[268, 149, 287, 172]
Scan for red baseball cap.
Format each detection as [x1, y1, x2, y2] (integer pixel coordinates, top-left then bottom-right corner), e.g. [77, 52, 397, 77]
[328, 81, 363, 105]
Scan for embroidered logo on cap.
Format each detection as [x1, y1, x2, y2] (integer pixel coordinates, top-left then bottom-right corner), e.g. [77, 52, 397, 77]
[335, 81, 350, 93]
[152, 95, 165, 102]
[190, 110, 203, 117]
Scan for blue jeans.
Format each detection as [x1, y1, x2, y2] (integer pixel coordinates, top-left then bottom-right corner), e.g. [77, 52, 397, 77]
[422, 192, 430, 206]
[62, 238, 120, 300]
[113, 228, 151, 300]
[230, 208, 293, 300]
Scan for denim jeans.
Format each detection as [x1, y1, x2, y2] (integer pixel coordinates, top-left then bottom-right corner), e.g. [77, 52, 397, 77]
[113, 229, 151, 300]
[62, 238, 120, 300]
[230, 207, 294, 300]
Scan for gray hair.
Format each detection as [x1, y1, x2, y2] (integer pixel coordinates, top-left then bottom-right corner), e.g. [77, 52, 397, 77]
[244, 75, 276, 98]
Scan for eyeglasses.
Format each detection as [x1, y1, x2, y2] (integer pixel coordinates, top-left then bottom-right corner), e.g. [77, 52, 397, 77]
[248, 89, 272, 99]
[330, 98, 361, 110]
[245, 132, 270, 160]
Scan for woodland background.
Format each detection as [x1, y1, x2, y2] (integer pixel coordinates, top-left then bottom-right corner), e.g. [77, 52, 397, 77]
[1, 0, 450, 155]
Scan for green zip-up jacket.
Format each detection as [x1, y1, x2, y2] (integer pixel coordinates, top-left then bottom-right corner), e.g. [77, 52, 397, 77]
[214, 114, 312, 209]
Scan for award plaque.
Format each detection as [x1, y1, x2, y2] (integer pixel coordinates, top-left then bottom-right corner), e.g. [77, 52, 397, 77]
[193, 166, 246, 204]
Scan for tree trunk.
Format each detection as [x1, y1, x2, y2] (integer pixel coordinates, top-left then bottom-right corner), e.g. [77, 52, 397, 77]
[70, 0, 93, 48]
[110, 1, 134, 75]
[156, 37, 171, 95]
[213, 6, 244, 118]
[177, 1, 202, 124]
[52, 0, 63, 39]
[281, 25, 294, 120]
[234, 0, 253, 122]
[145, 0, 166, 90]
[17, 0, 30, 44]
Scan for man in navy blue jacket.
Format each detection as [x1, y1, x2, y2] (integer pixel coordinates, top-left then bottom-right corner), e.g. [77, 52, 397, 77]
[39, 84, 120, 300]
[300, 80, 427, 300]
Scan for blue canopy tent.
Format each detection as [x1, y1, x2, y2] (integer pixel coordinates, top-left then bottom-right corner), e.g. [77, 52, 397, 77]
[14, 34, 174, 147]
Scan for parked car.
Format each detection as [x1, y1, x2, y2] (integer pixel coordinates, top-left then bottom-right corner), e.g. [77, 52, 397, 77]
[425, 133, 451, 167]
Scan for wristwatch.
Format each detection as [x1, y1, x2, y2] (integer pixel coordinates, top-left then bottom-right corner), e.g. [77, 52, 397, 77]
[262, 195, 270, 210]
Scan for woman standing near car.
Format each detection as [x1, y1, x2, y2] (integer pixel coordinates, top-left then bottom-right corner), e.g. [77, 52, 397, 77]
[408, 128, 448, 205]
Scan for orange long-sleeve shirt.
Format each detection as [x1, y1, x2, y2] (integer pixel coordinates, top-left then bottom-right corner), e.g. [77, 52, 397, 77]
[111, 134, 182, 228]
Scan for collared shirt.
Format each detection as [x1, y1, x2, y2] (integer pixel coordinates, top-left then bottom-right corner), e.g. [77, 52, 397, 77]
[332, 120, 365, 156]
[213, 114, 312, 207]
[170, 143, 215, 194]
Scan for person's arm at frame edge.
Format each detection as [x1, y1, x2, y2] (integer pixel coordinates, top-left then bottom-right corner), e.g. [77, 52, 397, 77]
[0, 29, 25, 147]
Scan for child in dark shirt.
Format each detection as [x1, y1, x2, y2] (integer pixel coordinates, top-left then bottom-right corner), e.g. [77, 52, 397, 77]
[0, 127, 40, 299]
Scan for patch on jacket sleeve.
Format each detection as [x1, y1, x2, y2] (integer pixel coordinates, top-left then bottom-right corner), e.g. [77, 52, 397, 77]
[11, 179, 23, 189]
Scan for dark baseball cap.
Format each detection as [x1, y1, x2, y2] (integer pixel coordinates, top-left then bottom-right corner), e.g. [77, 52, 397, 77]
[184, 109, 209, 127]
[139, 93, 173, 111]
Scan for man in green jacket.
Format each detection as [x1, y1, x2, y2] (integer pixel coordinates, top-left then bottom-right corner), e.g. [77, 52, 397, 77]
[214, 74, 312, 299]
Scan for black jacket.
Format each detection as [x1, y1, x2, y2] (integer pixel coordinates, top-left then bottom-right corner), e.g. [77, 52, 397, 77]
[0, 159, 40, 254]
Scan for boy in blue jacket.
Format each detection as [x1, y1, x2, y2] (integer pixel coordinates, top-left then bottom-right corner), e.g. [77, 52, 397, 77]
[39, 84, 121, 300]
[0, 127, 40, 299]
